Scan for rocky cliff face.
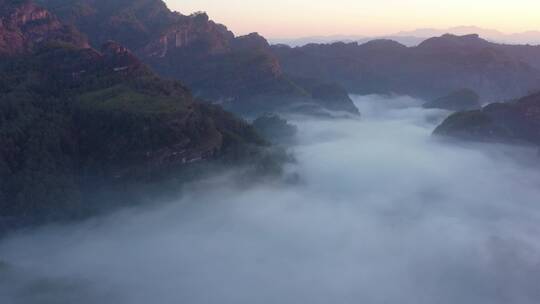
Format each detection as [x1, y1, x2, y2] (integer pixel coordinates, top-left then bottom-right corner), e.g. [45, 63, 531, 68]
[272, 34, 540, 103]
[36, 0, 176, 49]
[37, 0, 359, 115]
[143, 12, 234, 58]
[434, 92, 540, 146]
[0, 0, 87, 55]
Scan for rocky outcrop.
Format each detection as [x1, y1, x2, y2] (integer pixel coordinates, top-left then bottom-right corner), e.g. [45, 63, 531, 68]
[423, 88, 481, 111]
[433, 92, 540, 145]
[0, 0, 87, 56]
[36, 0, 176, 49]
[101, 40, 144, 73]
[272, 34, 540, 103]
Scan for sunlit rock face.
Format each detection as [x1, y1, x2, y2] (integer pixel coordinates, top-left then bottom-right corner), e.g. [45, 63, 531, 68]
[143, 12, 234, 58]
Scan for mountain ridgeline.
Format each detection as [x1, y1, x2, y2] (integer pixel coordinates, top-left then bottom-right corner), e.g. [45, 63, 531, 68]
[37, 0, 360, 115]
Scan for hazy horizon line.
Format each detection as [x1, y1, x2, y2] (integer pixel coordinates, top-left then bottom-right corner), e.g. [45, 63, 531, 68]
[266, 25, 540, 40]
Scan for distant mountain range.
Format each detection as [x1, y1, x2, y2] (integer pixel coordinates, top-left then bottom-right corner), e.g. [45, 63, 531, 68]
[270, 26, 540, 47]
[272, 34, 540, 102]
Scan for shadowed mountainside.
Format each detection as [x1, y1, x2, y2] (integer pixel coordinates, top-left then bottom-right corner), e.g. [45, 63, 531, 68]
[0, 0, 282, 228]
[253, 114, 297, 145]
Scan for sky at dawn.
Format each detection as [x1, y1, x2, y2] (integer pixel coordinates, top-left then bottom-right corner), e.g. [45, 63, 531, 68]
[166, 0, 540, 38]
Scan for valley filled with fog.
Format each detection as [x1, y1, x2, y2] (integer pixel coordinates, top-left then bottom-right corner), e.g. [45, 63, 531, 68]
[1, 95, 540, 304]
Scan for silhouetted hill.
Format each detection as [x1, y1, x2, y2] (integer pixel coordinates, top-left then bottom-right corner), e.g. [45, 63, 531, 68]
[417, 34, 489, 52]
[272, 34, 540, 103]
[270, 26, 540, 47]
[434, 92, 540, 146]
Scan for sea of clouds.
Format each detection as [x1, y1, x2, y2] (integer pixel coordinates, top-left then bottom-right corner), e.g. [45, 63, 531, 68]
[1, 95, 540, 304]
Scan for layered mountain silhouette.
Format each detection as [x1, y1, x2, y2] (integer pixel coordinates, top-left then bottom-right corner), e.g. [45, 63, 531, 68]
[36, 0, 359, 115]
[271, 26, 540, 47]
[272, 34, 540, 102]
[394, 26, 540, 46]
[0, 0, 280, 226]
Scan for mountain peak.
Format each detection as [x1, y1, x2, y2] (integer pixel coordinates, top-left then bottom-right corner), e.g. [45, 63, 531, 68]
[233, 32, 270, 50]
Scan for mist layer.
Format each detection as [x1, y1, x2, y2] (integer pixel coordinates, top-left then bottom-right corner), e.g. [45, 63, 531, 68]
[1, 95, 540, 304]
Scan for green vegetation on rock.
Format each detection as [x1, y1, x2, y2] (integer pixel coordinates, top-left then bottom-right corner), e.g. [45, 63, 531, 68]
[0, 5, 281, 228]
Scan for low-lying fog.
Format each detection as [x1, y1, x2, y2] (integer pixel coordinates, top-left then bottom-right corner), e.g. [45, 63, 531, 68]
[2, 95, 540, 304]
